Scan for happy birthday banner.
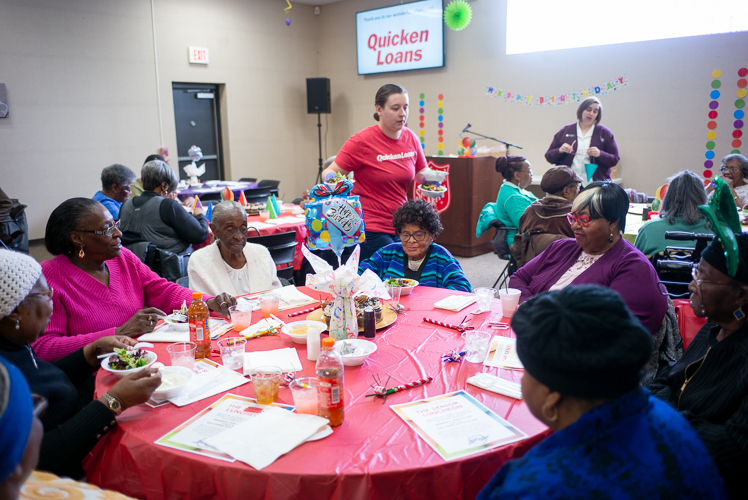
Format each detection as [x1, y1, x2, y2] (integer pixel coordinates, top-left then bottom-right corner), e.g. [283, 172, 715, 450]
[485, 75, 628, 106]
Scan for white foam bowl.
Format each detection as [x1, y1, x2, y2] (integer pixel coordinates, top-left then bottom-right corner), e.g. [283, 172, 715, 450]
[418, 186, 446, 198]
[334, 339, 377, 366]
[100, 351, 157, 379]
[421, 170, 449, 182]
[281, 320, 327, 344]
[152, 366, 194, 400]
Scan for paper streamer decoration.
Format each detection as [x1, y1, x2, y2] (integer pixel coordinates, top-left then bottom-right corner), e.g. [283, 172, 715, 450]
[705, 69, 722, 179]
[305, 180, 365, 259]
[419, 93, 425, 151]
[302, 245, 389, 340]
[444, 0, 472, 31]
[437, 93, 444, 155]
[486, 76, 628, 106]
[733, 67, 747, 155]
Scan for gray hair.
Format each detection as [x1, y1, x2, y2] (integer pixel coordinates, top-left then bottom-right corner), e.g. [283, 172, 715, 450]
[659, 171, 707, 225]
[211, 201, 245, 228]
[100, 164, 136, 190]
[722, 153, 748, 178]
[141, 160, 178, 192]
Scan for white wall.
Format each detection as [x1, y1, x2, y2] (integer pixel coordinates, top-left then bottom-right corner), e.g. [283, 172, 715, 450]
[1, 0, 746, 238]
[0, 0, 322, 239]
[318, 0, 748, 195]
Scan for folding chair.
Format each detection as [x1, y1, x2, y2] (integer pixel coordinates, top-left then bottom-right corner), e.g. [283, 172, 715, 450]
[243, 187, 272, 205]
[247, 231, 298, 284]
[489, 220, 518, 289]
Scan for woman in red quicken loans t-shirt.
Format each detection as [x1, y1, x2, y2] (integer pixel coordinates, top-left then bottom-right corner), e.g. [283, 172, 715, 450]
[322, 84, 427, 261]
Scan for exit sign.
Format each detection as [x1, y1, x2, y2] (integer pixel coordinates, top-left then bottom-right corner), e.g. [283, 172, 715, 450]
[188, 47, 209, 64]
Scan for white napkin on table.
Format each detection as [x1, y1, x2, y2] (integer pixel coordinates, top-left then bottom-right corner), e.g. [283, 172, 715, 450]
[467, 373, 523, 400]
[167, 367, 248, 407]
[433, 295, 477, 312]
[273, 286, 317, 308]
[204, 406, 330, 470]
[243, 348, 303, 375]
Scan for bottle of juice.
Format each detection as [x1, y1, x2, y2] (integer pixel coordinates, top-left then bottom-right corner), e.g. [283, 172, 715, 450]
[316, 337, 344, 426]
[188, 291, 211, 359]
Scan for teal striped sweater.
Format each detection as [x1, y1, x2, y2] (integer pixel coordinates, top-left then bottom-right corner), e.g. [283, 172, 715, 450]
[359, 243, 471, 292]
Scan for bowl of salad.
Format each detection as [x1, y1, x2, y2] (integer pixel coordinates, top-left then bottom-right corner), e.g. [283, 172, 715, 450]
[418, 184, 447, 198]
[100, 348, 158, 379]
[384, 278, 419, 296]
[324, 172, 354, 190]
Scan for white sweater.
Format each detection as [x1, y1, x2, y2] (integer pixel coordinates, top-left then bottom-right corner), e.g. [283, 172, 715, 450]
[187, 241, 281, 296]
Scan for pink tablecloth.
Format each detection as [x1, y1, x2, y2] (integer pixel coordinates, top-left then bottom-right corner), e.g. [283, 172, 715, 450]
[85, 287, 548, 500]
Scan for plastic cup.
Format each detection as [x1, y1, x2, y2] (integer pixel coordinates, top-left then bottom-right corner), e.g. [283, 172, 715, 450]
[462, 330, 491, 363]
[385, 285, 402, 311]
[259, 211, 270, 222]
[290, 376, 319, 415]
[166, 342, 197, 371]
[229, 305, 253, 332]
[260, 294, 280, 319]
[474, 287, 497, 312]
[251, 366, 282, 404]
[217, 337, 246, 371]
[499, 288, 522, 318]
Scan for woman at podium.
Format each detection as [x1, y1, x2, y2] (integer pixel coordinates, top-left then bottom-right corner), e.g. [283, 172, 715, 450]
[544, 97, 619, 183]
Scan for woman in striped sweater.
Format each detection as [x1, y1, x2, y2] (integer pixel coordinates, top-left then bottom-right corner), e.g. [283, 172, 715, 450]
[359, 200, 471, 292]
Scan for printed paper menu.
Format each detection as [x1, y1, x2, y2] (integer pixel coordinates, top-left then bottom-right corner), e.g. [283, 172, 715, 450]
[391, 390, 527, 461]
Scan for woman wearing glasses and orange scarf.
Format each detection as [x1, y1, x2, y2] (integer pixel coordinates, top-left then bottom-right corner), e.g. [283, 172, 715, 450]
[359, 200, 471, 292]
[33, 198, 235, 362]
[509, 182, 668, 336]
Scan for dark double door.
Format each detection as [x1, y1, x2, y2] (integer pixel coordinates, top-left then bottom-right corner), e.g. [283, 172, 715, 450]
[172, 83, 223, 181]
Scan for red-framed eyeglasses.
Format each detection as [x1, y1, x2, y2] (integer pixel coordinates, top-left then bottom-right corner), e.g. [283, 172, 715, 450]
[566, 213, 591, 228]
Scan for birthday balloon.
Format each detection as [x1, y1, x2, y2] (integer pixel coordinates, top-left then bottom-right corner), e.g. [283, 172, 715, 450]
[461, 137, 472, 148]
[305, 180, 365, 259]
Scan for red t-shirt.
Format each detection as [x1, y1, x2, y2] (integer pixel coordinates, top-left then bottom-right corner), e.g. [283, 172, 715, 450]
[335, 125, 427, 234]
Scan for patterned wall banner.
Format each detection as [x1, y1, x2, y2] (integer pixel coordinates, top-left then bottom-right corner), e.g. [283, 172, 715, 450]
[704, 69, 721, 179]
[437, 93, 444, 156]
[732, 67, 747, 155]
[485, 75, 628, 106]
[419, 93, 426, 151]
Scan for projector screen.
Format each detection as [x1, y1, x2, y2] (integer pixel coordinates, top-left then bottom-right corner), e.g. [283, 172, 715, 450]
[356, 0, 444, 75]
[506, 0, 748, 54]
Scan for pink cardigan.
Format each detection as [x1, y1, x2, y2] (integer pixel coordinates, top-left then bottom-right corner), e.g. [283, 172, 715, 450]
[34, 249, 195, 362]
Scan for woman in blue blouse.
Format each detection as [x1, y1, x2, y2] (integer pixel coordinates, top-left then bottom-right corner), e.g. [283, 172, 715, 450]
[494, 156, 537, 247]
[359, 200, 471, 292]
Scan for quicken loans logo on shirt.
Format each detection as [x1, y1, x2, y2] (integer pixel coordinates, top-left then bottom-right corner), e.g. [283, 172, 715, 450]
[377, 151, 416, 162]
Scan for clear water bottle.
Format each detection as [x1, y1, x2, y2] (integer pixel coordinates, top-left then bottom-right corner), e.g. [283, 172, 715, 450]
[316, 337, 344, 426]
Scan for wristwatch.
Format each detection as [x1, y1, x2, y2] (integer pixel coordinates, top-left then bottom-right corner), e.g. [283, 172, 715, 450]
[102, 393, 122, 416]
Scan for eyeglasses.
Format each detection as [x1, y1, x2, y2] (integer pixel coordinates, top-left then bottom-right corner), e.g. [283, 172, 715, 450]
[32, 394, 48, 418]
[400, 231, 429, 242]
[27, 287, 53, 301]
[566, 213, 592, 228]
[76, 220, 121, 237]
[720, 167, 740, 174]
[691, 267, 733, 288]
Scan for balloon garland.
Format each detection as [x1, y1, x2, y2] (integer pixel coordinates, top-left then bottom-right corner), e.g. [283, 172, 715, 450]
[444, 0, 472, 32]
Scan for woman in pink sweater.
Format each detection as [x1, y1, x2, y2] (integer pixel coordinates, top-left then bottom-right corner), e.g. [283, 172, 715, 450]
[34, 198, 236, 362]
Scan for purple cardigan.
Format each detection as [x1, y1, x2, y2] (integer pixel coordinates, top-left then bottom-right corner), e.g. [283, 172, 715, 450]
[544, 123, 620, 181]
[508, 238, 667, 334]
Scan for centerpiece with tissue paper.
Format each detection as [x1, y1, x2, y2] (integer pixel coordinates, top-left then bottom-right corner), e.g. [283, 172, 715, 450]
[302, 245, 390, 340]
[183, 145, 206, 186]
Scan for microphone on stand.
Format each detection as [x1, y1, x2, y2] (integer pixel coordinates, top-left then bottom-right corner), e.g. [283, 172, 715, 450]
[460, 123, 472, 137]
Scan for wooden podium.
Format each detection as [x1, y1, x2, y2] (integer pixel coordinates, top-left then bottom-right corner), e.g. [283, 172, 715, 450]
[412, 156, 503, 257]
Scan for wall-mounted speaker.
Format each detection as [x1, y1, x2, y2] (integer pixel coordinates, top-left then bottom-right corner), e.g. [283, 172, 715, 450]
[306, 78, 331, 114]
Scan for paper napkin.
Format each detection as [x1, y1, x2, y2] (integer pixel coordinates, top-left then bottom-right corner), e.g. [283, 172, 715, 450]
[433, 295, 477, 312]
[205, 406, 330, 470]
[243, 348, 303, 375]
[467, 373, 523, 400]
[168, 367, 248, 407]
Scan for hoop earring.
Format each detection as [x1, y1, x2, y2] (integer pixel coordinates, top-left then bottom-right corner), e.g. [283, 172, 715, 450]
[78, 246, 85, 258]
[541, 403, 558, 423]
[15, 319, 20, 330]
